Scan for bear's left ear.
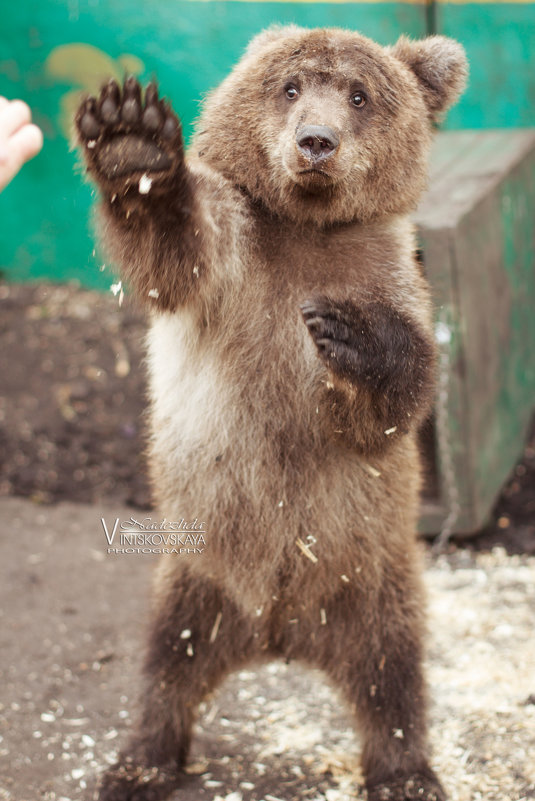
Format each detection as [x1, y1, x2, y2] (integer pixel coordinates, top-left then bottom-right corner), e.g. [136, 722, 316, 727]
[390, 35, 468, 116]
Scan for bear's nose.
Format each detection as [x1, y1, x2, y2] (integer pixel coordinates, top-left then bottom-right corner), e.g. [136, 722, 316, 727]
[296, 125, 339, 160]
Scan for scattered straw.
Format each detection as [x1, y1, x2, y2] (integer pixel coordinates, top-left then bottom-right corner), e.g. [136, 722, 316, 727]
[210, 611, 223, 643]
[296, 538, 318, 564]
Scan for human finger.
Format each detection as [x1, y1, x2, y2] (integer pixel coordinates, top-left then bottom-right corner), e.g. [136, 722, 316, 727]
[0, 99, 32, 140]
[0, 123, 43, 191]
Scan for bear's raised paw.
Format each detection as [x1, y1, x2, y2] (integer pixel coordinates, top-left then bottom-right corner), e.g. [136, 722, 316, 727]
[76, 77, 183, 192]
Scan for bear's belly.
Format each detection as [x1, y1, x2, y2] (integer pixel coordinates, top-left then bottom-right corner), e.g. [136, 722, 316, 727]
[144, 310, 421, 610]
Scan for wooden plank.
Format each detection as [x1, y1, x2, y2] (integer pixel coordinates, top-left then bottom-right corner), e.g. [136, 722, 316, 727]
[462, 149, 535, 526]
[415, 130, 535, 230]
[427, 130, 482, 183]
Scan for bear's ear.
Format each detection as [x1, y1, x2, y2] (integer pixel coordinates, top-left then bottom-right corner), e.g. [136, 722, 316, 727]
[390, 35, 468, 116]
[244, 25, 304, 58]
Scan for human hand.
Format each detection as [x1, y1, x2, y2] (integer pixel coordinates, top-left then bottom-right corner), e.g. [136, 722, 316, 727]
[0, 97, 43, 191]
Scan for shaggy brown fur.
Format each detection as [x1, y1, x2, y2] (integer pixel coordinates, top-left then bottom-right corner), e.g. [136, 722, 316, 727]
[75, 26, 467, 801]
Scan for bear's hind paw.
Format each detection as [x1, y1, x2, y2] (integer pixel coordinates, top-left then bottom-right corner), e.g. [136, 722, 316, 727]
[97, 761, 180, 801]
[366, 771, 446, 801]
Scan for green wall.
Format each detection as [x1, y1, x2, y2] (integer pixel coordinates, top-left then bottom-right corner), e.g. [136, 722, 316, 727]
[0, 1, 534, 287]
[438, 3, 535, 131]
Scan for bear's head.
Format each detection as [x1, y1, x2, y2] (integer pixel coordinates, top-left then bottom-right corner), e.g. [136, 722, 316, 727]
[193, 26, 467, 226]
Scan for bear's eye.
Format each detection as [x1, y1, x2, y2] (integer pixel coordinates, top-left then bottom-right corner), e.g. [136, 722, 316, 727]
[351, 92, 367, 108]
[285, 85, 299, 101]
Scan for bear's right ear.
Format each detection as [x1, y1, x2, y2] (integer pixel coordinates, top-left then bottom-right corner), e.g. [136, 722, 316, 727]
[244, 25, 303, 58]
[390, 35, 468, 117]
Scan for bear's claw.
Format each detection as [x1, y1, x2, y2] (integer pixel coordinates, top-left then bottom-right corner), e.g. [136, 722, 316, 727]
[300, 297, 363, 375]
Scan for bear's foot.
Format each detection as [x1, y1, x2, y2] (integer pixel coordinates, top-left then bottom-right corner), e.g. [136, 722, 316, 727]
[97, 760, 181, 801]
[75, 77, 183, 193]
[366, 771, 446, 801]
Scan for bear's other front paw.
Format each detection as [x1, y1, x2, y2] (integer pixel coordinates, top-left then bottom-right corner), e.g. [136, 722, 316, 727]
[98, 761, 180, 801]
[300, 296, 382, 386]
[366, 771, 446, 801]
[75, 77, 183, 191]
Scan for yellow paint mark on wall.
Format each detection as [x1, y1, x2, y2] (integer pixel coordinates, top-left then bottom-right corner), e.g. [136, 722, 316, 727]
[45, 44, 145, 139]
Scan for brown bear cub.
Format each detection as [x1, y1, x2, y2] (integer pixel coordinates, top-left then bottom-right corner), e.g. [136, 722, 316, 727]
[75, 26, 466, 801]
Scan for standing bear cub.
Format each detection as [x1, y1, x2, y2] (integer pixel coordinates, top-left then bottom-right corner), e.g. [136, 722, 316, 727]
[76, 26, 466, 801]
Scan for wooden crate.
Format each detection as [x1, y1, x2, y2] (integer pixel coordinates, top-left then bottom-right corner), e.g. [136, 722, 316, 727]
[415, 130, 535, 536]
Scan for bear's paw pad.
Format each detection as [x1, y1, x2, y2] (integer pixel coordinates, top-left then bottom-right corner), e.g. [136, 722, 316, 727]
[76, 77, 182, 182]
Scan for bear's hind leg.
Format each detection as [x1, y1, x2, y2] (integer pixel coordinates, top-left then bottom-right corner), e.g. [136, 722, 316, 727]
[98, 568, 260, 801]
[297, 572, 445, 801]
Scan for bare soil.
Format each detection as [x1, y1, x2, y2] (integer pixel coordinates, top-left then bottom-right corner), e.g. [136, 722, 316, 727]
[0, 282, 151, 510]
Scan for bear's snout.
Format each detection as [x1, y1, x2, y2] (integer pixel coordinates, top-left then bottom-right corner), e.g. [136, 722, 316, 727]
[296, 125, 339, 162]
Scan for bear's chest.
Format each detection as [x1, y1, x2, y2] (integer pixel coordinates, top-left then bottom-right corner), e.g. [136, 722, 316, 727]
[251, 216, 383, 298]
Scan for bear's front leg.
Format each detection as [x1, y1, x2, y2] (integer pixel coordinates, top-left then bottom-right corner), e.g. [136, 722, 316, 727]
[300, 297, 435, 454]
[75, 78, 204, 311]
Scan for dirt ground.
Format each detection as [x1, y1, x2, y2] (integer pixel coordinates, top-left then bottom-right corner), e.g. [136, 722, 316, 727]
[0, 282, 151, 510]
[0, 281, 534, 801]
